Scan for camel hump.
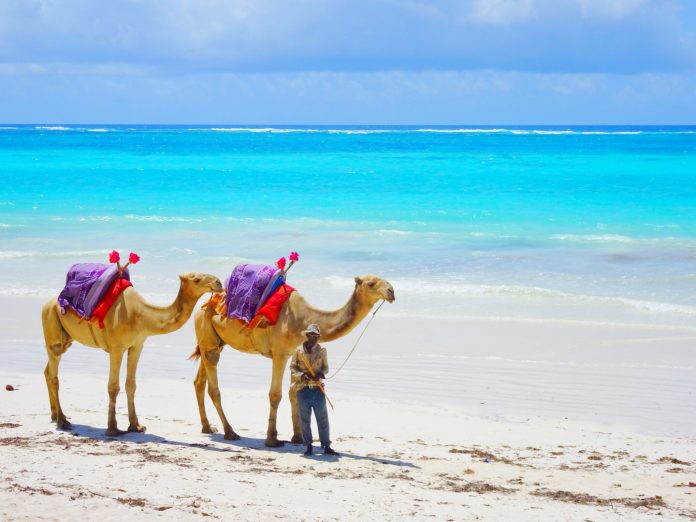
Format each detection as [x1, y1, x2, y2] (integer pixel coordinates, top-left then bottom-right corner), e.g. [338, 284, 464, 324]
[188, 345, 201, 360]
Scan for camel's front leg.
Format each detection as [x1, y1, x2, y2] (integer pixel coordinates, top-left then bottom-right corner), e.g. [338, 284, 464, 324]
[105, 348, 126, 436]
[289, 384, 303, 444]
[265, 354, 289, 447]
[125, 343, 146, 433]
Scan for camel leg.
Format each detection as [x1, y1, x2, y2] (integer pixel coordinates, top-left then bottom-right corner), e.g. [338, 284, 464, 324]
[289, 385, 303, 444]
[125, 343, 146, 433]
[265, 354, 289, 447]
[41, 301, 72, 429]
[44, 353, 71, 430]
[105, 348, 126, 437]
[201, 346, 239, 440]
[193, 360, 217, 434]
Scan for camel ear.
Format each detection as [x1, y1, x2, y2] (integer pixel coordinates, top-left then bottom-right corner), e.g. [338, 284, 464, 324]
[354, 276, 363, 286]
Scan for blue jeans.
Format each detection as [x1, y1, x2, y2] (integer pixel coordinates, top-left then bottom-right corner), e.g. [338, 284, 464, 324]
[298, 387, 331, 447]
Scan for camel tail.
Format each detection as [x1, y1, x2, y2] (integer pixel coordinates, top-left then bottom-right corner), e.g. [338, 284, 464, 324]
[188, 345, 201, 361]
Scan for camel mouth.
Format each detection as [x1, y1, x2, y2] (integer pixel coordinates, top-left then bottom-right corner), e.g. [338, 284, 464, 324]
[385, 289, 395, 303]
[210, 281, 224, 293]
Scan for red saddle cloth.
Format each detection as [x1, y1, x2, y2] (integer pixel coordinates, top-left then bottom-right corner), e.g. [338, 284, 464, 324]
[249, 283, 295, 328]
[91, 278, 132, 328]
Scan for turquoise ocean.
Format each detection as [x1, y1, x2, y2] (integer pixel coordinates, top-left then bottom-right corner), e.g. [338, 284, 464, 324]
[1, 124, 696, 325]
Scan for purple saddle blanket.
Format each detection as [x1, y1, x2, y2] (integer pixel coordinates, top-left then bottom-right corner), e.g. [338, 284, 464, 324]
[225, 264, 284, 323]
[57, 263, 130, 319]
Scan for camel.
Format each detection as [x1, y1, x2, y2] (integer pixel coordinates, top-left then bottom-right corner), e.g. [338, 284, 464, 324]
[191, 274, 395, 447]
[41, 272, 223, 436]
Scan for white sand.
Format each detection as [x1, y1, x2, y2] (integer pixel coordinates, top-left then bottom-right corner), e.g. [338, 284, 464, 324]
[1, 294, 695, 520]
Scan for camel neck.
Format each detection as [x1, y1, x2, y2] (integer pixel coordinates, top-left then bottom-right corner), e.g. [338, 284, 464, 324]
[141, 282, 197, 336]
[303, 287, 373, 342]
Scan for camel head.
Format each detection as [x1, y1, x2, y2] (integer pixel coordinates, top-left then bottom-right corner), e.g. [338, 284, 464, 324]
[354, 275, 395, 304]
[179, 272, 224, 297]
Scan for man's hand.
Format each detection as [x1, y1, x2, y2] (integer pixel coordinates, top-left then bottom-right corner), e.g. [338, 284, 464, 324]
[301, 373, 312, 382]
[315, 372, 325, 380]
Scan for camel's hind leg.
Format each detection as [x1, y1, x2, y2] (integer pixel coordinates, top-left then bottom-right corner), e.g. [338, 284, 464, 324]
[41, 301, 72, 429]
[200, 345, 240, 441]
[193, 359, 216, 434]
[193, 308, 238, 440]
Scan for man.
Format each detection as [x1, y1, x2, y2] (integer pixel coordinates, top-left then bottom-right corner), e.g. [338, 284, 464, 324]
[290, 324, 338, 456]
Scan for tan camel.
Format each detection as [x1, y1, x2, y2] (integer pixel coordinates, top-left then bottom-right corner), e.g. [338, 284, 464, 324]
[191, 274, 395, 447]
[41, 272, 223, 436]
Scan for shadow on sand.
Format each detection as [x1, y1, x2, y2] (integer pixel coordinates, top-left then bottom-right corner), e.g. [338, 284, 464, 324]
[63, 424, 418, 468]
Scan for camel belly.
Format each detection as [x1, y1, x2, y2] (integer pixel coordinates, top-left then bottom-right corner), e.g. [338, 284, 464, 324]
[58, 312, 109, 350]
[212, 317, 273, 358]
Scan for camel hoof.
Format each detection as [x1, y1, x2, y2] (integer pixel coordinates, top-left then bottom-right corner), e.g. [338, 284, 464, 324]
[56, 419, 72, 431]
[265, 438, 285, 448]
[224, 431, 240, 441]
[290, 435, 304, 444]
[127, 424, 147, 433]
[202, 426, 218, 434]
[105, 428, 126, 437]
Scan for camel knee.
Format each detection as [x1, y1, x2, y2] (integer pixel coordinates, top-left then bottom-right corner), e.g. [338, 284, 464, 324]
[268, 390, 282, 407]
[207, 385, 221, 401]
[108, 383, 120, 398]
[48, 343, 65, 357]
[204, 348, 221, 365]
[125, 380, 136, 396]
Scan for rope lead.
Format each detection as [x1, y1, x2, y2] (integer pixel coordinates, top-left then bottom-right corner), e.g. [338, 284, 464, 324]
[327, 299, 385, 380]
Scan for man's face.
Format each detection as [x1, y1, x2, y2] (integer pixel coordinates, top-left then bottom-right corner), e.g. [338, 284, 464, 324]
[306, 332, 320, 345]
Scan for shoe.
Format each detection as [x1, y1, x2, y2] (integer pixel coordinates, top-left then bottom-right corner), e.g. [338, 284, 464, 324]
[304, 444, 313, 456]
[323, 446, 338, 456]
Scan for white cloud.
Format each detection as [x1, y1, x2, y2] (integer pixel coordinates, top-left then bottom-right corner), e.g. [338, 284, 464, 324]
[575, 0, 650, 20]
[467, 0, 536, 25]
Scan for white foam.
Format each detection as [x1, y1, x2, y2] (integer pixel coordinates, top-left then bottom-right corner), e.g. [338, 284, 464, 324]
[323, 275, 696, 317]
[580, 131, 643, 135]
[123, 214, 205, 223]
[375, 229, 412, 236]
[35, 126, 71, 131]
[209, 127, 318, 133]
[0, 126, 18, 130]
[0, 249, 106, 259]
[87, 128, 110, 133]
[415, 128, 509, 134]
[550, 233, 634, 243]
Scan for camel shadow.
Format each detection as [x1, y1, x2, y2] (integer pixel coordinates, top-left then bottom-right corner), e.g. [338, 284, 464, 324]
[207, 433, 419, 468]
[61, 425, 418, 468]
[64, 424, 237, 453]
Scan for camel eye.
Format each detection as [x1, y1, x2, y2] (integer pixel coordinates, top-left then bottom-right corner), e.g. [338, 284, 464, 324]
[367, 281, 375, 287]
[193, 277, 201, 284]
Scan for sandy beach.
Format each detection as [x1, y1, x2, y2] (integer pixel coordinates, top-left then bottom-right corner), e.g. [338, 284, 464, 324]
[2, 292, 695, 521]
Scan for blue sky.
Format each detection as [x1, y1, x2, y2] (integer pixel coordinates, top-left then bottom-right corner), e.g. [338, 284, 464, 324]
[1, 0, 695, 124]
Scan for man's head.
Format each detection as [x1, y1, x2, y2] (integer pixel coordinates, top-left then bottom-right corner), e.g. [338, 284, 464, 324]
[303, 324, 321, 338]
[303, 324, 321, 347]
